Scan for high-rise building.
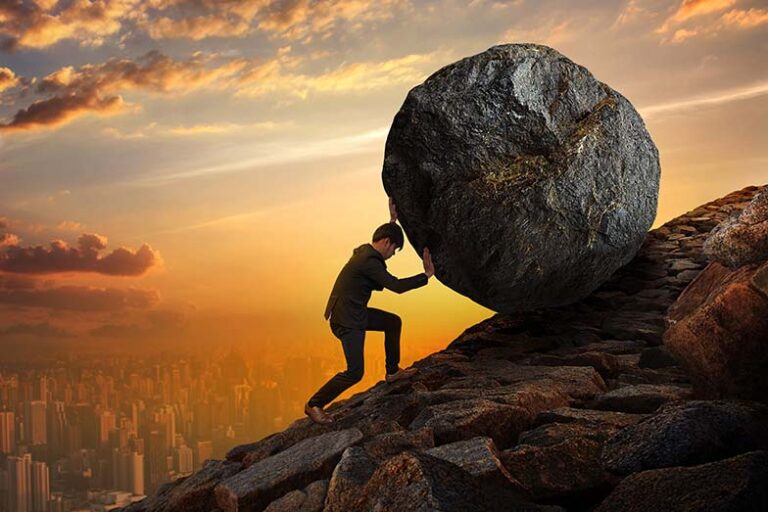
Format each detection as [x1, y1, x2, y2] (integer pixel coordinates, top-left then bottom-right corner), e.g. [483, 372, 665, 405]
[0, 410, 15, 454]
[31, 461, 49, 512]
[99, 410, 116, 446]
[7, 453, 31, 512]
[173, 444, 193, 476]
[26, 401, 47, 446]
[130, 451, 144, 496]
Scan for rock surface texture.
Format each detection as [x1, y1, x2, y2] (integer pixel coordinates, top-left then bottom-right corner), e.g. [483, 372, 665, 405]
[382, 43, 660, 313]
[664, 188, 768, 403]
[118, 185, 766, 512]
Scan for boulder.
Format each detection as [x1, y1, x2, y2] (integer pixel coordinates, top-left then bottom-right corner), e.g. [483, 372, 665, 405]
[382, 43, 660, 313]
[601, 400, 768, 475]
[500, 422, 622, 501]
[594, 451, 768, 512]
[263, 479, 327, 512]
[214, 428, 363, 512]
[663, 260, 768, 402]
[704, 189, 768, 268]
[425, 436, 519, 489]
[588, 384, 691, 413]
[355, 451, 561, 511]
[324, 447, 378, 512]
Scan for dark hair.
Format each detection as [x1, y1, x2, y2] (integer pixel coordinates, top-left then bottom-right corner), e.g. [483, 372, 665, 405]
[372, 223, 404, 251]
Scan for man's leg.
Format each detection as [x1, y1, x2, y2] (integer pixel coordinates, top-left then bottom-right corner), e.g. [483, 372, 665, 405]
[366, 307, 402, 376]
[307, 324, 365, 408]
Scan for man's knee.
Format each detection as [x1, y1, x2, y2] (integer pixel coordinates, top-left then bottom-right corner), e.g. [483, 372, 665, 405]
[348, 369, 364, 383]
[389, 313, 402, 331]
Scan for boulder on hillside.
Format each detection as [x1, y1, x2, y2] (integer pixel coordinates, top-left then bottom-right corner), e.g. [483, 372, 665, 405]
[601, 400, 768, 475]
[594, 451, 768, 512]
[704, 189, 768, 268]
[382, 42, 660, 313]
[663, 260, 768, 402]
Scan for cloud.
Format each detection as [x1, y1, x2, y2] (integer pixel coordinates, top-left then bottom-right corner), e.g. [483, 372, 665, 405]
[638, 79, 768, 118]
[0, 50, 246, 132]
[654, 0, 767, 42]
[136, 0, 408, 43]
[102, 120, 281, 138]
[235, 47, 452, 98]
[255, 0, 407, 43]
[0, 232, 159, 275]
[131, 125, 389, 186]
[0, 233, 20, 247]
[0, 283, 160, 311]
[0, 321, 73, 338]
[0, 0, 140, 50]
[656, 0, 737, 33]
[0, 67, 19, 91]
[720, 7, 768, 28]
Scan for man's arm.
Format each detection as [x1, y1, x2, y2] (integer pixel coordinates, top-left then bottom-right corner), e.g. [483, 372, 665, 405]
[363, 258, 428, 294]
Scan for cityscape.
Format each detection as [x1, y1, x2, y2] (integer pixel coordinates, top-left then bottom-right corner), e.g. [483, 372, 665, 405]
[0, 348, 391, 511]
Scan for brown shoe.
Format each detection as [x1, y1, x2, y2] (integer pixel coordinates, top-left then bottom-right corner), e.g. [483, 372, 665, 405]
[385, 367, 418, 384]
[304, 403, 333, 425]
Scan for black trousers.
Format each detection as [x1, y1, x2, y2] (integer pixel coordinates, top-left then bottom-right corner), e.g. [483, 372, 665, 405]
[307, 307, 402, 408]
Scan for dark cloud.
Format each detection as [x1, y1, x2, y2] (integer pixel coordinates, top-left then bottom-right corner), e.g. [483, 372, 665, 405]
[0, 321, 73, 338]
[0, 233, 158, 275]
[0, 284, 160, 311]
[0, 50, 245, 131]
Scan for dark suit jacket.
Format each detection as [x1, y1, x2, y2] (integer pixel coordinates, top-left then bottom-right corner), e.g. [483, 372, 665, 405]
[323, 243, 428, 329]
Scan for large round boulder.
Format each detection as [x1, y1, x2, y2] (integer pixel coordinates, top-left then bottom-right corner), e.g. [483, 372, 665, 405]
[382, 43, 660, 312]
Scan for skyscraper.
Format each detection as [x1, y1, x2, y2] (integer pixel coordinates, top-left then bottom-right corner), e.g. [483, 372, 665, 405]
[25, 402, 47, 446]
[31, 461, 50, 512]
[7, 453, 31, 512]
[0, 411, 15, 454]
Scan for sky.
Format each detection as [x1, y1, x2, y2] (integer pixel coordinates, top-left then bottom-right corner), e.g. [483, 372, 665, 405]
[0, 0, 766, 366]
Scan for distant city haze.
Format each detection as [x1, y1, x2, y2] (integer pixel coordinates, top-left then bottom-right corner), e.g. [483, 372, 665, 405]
[0, 0, 766, 509]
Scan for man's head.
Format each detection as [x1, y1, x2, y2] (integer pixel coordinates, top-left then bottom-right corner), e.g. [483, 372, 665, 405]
[371, 223, 404, 260]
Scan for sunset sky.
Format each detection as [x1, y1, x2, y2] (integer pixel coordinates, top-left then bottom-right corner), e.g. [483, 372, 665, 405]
[1, 0, 766, 366]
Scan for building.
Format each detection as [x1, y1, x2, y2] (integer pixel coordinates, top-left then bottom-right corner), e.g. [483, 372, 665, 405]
[0, 410, 15, 454]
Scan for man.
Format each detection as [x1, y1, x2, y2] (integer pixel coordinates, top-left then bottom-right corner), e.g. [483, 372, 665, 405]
[305, 198, 435, 425]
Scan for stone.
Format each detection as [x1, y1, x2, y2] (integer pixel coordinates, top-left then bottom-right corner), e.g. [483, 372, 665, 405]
[588, 384, 692, 413]
[425, 436, 518, 488]
[355, 451, 561, 511]
[408, 398, 531, 448]
[117, 459, 242, 512]
[382, 43, 659, 313]
[594, 451, 768, 512]
[704, 189, 768, 268]
[664, 261, 768, 402]
[324, 447, 378, 512]
[533, 407, 647, 430]
[601, 400, 768, 475]
[214, 428, 363, 512]
[263, 480, 327, 512]
[362, 427, 434, 461]
[499, 422, 621, 501]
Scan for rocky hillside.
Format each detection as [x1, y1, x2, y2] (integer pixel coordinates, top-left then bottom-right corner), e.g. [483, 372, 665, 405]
[121, 184, 768, 512]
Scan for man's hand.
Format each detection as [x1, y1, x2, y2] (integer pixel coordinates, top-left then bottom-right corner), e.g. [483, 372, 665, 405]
[388, 196, 398, 223]
[423, 247, 435, 278]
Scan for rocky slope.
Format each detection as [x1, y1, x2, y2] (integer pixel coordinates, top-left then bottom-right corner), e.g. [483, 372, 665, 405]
[121, 184, 768, 512]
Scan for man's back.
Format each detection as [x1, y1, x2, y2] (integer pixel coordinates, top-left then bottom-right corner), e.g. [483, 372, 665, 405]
[323, 243, 428, 329]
